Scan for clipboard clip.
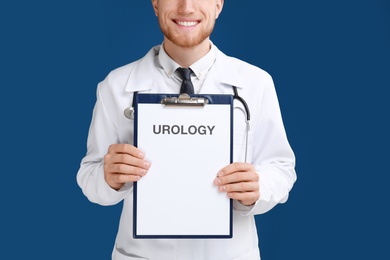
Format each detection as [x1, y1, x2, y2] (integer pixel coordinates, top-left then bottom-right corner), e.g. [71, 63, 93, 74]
[161, 94, 209, 106]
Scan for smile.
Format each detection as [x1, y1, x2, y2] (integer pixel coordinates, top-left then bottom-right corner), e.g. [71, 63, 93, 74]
[175, 20, 199, 27]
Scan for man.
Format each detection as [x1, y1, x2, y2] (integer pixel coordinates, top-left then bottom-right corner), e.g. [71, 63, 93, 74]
[77, 0, 296, 259]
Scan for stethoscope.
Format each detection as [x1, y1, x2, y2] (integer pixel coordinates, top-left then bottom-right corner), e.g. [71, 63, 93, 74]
[124, 86, 251, 162]
[232, 86, 251, 163]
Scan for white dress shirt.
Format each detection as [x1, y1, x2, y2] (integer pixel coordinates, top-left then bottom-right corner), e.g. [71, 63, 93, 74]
[77, 42, 296, 260]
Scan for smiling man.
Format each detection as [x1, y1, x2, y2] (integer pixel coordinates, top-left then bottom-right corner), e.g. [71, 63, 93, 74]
[77, 0, 296, 259]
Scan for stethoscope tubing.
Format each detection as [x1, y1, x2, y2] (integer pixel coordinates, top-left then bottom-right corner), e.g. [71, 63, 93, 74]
[232, 86, 250, 121]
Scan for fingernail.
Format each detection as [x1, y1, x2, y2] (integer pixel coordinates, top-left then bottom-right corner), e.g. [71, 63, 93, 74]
[219, 186, 225, 191]
[138, 152, 144, 158]
[144, 161, 150, 168]
[218, 171, 223, 176]
[214, 178, 221, 185]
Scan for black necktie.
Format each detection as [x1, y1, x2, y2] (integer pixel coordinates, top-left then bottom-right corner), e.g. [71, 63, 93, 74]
[177, 67, 194, 95]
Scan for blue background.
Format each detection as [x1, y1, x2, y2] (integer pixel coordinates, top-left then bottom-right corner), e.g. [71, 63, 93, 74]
[1, 0, 389, 259]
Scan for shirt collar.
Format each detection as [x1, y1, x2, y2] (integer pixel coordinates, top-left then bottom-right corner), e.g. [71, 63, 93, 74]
[157, 41, 216, 80]
[158, 45, 178, 78]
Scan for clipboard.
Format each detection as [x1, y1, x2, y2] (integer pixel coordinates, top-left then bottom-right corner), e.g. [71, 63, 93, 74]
[133, 93, 233, 239]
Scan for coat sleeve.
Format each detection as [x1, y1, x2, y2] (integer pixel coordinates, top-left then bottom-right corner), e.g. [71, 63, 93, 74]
[76, 79, 133, 206]
[234, 73, 297, 215]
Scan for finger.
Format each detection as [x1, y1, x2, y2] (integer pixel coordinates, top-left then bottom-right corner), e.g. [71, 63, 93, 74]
[218, 162, 253, 177]
[107, 153, 150, 170]
[107, 172, 142, 185]
[227, 191, 260, 206]
[218, 181, 259, 193]
[108, 144, 145, 158]
[106, 163, 149, 176]
[215, 171, 258, 186]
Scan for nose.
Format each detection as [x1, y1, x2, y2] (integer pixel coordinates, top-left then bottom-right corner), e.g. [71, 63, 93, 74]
[178, 0, 195, 14]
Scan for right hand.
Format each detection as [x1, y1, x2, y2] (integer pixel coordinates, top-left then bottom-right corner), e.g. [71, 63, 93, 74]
[104, 144, 150, 190]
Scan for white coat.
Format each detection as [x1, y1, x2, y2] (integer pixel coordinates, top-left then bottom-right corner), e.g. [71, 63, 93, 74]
[77, 44, 296, 260]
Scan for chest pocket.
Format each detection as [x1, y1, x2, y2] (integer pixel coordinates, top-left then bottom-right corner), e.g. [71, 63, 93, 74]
[233, 131, 254, 163]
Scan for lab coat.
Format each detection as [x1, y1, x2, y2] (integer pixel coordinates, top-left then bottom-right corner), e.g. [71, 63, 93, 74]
[77, 44, 296, 260]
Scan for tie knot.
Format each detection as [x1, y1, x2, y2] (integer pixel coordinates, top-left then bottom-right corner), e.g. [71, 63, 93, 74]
[177, 67, 192, 81]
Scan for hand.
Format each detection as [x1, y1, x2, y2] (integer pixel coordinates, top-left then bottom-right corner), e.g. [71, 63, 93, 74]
[214, 162, 260, 206]
[104, 144, 150, 190]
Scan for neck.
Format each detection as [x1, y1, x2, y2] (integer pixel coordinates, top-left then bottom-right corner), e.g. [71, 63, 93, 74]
[163, 38, 211, 68]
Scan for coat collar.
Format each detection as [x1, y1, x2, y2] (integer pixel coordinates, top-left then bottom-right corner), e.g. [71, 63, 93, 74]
[124, 44, 245, 93]
[124, 46, 159, 92]
[213, 46, 245, 89]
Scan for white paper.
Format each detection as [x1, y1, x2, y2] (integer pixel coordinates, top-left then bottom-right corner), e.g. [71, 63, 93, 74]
[135, 102, 232, 237]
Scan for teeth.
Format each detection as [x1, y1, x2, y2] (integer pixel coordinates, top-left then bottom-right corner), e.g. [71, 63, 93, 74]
[177, 21, 198, 27]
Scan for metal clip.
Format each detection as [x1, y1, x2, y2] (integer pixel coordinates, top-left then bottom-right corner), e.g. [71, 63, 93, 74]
[160, 94, 209, 106]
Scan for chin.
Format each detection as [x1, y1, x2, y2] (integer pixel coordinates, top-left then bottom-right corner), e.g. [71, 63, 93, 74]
[167, 33, 211, 48]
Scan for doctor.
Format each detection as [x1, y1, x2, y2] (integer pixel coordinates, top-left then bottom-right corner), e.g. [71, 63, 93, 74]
[77, 0, 296, 259]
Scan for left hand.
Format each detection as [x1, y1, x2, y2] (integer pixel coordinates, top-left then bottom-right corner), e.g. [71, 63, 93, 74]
[214, 162, 260, 206]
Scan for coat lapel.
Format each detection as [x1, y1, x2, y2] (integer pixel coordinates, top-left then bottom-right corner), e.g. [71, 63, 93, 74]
[199, 46, 245, 94]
